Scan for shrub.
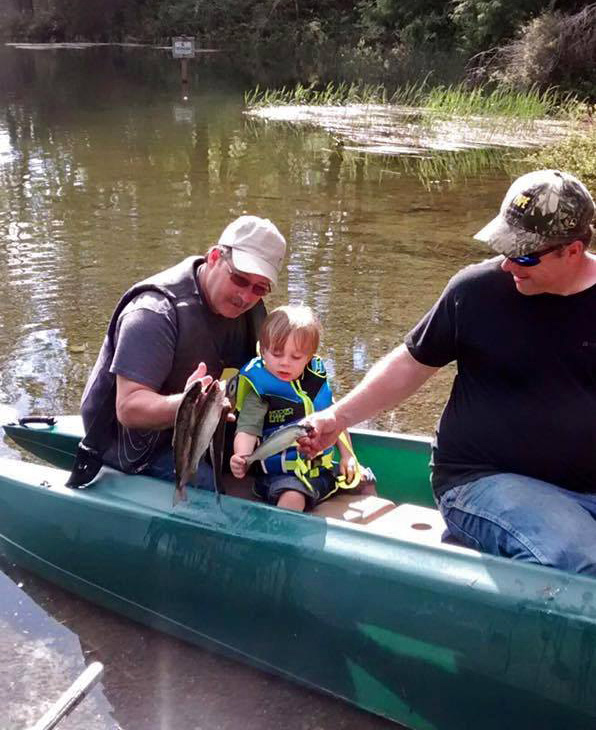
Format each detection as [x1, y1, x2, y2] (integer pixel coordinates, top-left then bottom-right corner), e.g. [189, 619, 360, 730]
[451, 0, 545, 54]
[523, 131, 596, 181]
[472, 4, 596, 98]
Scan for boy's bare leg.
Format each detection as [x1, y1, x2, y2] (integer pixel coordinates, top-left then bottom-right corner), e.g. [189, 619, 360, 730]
[277, 490, 307, 511]
[355, 466, 378, 496]
[357, 480, 378, 496]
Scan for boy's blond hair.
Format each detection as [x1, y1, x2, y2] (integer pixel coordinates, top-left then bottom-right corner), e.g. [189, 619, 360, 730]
[259, 305, 321, 357]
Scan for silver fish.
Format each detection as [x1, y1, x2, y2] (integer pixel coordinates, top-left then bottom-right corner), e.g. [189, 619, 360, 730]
[245, 422, 313, 466]
[173, 378, 227, 506]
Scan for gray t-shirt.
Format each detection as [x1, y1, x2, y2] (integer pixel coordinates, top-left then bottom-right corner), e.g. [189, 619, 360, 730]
[110, 292, 178, 390]
[98, 290, 253, 471]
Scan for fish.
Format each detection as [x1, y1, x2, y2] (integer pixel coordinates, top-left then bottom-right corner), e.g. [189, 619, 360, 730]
[245, 422, 313, 466]
[172, 378, 228, 506]
[208, 376, 238, 496]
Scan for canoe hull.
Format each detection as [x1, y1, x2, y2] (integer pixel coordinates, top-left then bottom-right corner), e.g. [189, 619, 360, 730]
[1, 457, 595, 730]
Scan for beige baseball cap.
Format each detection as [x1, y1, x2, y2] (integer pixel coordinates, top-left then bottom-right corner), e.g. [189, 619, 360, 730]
[217, 215, 286, 286]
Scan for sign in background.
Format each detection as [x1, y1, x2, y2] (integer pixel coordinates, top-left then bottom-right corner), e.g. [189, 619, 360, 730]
[172, 37, 196, 59]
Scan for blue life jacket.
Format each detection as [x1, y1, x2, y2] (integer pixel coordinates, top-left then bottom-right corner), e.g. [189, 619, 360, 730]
[237, 355, 334, 476]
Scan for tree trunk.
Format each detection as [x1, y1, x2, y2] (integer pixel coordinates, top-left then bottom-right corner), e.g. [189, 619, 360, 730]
[17, 0, 34, 16]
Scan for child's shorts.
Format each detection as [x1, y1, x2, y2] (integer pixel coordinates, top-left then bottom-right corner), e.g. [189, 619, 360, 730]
[254, 466, 377, 509]
[254, 469, 337, 510]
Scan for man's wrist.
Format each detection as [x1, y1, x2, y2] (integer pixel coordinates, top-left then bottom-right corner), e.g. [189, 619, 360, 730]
[331, 404, 350, 434]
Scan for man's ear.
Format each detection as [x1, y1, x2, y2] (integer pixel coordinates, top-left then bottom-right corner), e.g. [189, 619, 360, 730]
[207, 248, 221, 265]
[566, 240, 585, 260]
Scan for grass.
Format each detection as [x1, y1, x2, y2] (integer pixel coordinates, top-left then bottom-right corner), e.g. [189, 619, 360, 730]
[244, 81, 393, 107]
[522, 130, 596, 180]
[423, 84, 578, 119]
[244, 80, 584, 121]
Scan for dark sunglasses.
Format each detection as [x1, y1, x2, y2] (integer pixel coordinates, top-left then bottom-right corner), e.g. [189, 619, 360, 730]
[507, 244, 564, 267]
[223, 260, 271, 297]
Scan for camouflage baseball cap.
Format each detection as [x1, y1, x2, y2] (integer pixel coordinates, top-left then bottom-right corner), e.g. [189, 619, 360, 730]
[474, 170, 595, 257]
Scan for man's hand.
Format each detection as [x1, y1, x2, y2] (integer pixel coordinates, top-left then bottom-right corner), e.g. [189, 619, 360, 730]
[184, 362, 213, 391]
[297, 408, 341, 458]
[184, 363, 236, 421]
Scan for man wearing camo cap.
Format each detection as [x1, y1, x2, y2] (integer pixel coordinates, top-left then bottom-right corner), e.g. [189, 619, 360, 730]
[300, 169, 596, 575]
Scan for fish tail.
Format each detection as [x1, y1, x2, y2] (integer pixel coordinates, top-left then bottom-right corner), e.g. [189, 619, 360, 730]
[173, 482, 187, 506]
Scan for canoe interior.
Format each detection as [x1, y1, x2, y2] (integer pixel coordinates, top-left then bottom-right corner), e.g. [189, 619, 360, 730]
[3, 417, 436, 507]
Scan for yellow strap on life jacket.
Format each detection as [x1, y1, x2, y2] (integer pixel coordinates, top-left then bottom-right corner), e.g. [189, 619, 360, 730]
[334, 431, 363, 490]
[283, 431, 363, 495]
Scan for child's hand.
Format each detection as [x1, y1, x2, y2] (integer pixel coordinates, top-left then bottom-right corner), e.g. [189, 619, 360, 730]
[230, 453, 249, 479]
[339, 455, 356, 484]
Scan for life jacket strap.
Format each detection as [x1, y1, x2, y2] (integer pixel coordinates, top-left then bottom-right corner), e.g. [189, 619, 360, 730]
[335, 431, 363, 490]
[283, 431, 364, 497]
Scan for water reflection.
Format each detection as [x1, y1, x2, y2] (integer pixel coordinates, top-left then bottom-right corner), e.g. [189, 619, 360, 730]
[1, 556, 400, 730]
[247, 103, 577, 153]
[0, 44, 505, 448]
[1, 561, 114, 730]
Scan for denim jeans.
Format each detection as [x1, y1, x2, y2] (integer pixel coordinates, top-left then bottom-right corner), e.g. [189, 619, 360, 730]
[438, 473, 596, 575]
[140, 448, 216, 492]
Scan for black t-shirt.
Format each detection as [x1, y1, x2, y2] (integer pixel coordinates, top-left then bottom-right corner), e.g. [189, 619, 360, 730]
[406, 257, 596, 498]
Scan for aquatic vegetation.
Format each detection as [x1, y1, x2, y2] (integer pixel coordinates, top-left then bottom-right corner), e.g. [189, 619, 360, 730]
[245, 80, 430, 108]
[423, 84, 580, 120]
[245, 81, 587, 159]
[244, 81, 393, 108]
[245, 80, 583, 121]
[522, 131, 596, 180]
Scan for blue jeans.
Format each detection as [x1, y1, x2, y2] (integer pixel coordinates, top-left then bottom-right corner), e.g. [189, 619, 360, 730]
[438, 473, 596, 575]
[140, 448, 216, 492]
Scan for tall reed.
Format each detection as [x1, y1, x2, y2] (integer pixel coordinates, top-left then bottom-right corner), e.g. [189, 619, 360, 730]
[245, 81, 583, 120]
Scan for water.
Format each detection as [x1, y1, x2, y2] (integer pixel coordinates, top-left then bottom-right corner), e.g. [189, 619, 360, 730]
[0, 45, 517, 729]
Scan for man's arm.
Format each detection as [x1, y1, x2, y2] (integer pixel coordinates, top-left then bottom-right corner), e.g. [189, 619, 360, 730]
[115, 376, 181, 430]
[116, 363, 212, 431]
[300, 344, 439, 456]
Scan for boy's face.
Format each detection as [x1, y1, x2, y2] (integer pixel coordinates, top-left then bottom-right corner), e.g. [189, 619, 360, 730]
[262, 333, 312, 382]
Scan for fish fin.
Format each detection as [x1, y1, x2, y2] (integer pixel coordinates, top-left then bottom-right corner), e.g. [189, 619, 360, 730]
[210, 408, 228, 497]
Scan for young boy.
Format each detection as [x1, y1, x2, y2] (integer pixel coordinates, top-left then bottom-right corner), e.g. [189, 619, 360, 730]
[230, 305, 373, 512]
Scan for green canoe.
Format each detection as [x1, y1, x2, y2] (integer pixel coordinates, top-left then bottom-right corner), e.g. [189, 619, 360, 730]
[2, 417, 596, 730]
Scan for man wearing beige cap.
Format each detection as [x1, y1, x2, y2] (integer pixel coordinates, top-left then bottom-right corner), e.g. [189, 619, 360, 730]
[300, 170, 596, 574]
[72, 215, 286, 488]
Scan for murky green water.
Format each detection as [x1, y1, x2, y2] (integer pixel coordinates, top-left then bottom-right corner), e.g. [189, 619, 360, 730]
[0, 46, 516, 729]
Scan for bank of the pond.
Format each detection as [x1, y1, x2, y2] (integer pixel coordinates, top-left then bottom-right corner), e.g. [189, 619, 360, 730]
[245, 82, 593, 175]
[245, 103, 586, 156]
[524, 131, 596, 181]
